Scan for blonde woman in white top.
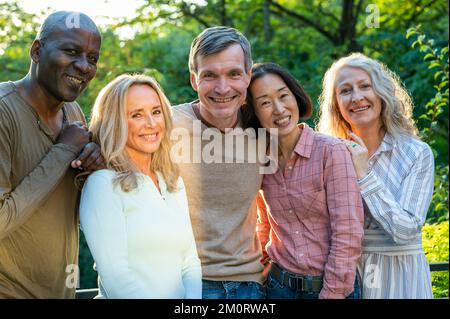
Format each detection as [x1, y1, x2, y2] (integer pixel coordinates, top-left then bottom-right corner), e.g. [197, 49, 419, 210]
[318, 53, 434, 298]
[80, 74, 202, 299]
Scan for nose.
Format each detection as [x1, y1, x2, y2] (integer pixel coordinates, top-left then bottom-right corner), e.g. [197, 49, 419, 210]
[145, 114, 156, 128]
[74, 55, 93, 74]
[273, 99, 285, 114]
[351, 88, 364, 103]
[215, 77, 231, 95]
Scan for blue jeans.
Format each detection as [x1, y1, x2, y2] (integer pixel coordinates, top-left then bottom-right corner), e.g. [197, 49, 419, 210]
[202, 280, 266, 299]
[265, 272, 361, 299]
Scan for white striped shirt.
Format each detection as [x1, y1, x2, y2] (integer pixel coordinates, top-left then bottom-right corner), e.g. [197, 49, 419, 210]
[357, 132, 434, 298]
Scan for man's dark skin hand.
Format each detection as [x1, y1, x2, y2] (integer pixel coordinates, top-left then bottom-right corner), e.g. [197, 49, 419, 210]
[56, 121, 104, 171]
[71, 141, 105, 171]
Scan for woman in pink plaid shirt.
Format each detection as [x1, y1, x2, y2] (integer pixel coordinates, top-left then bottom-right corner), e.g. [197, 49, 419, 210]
[242, 62, 364, 299]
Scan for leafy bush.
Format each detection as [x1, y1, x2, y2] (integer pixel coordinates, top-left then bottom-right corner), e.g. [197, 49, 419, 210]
[407, 26, 449, 224]
[422, 222, 449, 298]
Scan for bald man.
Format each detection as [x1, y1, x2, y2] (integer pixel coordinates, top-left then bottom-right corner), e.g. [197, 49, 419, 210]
[0, 11, 102, 298]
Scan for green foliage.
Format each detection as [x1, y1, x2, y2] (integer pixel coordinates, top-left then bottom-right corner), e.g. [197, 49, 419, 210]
[422, 222, 449, 298]
[79, 232, 97, 289]
[407, 26, 449, 223]
[1, 0, 448, 290]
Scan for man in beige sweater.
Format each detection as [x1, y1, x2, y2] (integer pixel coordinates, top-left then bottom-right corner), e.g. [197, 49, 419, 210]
[0, 11, 103, 298]
[172, 26, 266, 299]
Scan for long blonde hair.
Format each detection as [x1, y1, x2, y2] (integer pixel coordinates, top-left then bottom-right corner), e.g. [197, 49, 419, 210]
[317, 52, 418, 139]
[89, 74, 179, 192]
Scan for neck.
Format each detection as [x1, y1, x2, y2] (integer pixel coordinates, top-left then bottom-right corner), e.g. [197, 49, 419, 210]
[15, 74, 64, 120]
[195, 103, 238, 132]
[352, 124, 385, 157]
[128, 150, 153, 176]
[278, 126, 301, 160]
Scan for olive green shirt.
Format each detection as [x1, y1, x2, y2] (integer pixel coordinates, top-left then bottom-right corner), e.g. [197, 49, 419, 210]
[0, 81, 84, 298]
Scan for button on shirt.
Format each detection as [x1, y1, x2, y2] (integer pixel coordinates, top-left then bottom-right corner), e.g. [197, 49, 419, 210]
[257, 124, 364, 299]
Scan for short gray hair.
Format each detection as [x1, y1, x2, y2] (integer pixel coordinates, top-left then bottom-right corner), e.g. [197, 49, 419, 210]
[188, 26, 252, 74]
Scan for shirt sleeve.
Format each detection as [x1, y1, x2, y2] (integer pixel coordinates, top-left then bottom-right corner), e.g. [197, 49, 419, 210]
[178, 178, 202, 299]
[255, 190, 271, 266]
[357, 144, 434, 244]
[0, 110, 79, 240]
[79, 172, 153, 298]
[320, 143, 364, 299]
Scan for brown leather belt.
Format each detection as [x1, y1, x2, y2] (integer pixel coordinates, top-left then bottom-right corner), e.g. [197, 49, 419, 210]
[269, 262, 323, 293]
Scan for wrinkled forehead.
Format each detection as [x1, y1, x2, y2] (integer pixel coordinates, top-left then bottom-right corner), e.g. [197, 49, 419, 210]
[196, 43, 246, 72]
[335, 66, 371, 86]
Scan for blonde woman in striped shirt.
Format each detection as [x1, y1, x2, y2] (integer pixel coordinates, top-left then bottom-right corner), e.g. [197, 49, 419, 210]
[318, 53, 434, 298]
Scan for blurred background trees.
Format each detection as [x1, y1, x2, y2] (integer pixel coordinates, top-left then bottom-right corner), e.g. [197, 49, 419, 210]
[0, 0, 448, 295]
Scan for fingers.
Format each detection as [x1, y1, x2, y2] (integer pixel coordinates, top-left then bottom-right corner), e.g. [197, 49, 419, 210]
[71, 159, 82, 169]
[87, 156, 106, 171]
[73, 142, 105, 171]
[81, 147, 101, 170]
[343, 140, 359, 155]
[74, 142, 96, 165]
[347, 131, 366, 148]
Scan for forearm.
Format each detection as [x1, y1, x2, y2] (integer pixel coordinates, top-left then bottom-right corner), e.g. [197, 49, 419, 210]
[359, 168, 433, 243]
[256, 191, 271, 264]
[320, 143, 364, 299]
[0, 143, 78, 239]
[320, 232, 363, 299]
[182, 234, 202, 298]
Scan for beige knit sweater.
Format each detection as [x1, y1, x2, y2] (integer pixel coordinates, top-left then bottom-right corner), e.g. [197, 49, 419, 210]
[171, 102, 264, 284]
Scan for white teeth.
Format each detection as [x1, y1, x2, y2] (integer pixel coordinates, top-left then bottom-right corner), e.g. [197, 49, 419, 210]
[141, 133, 158, 140]
[66, 75, 82, 84]
[352, 106, 369, 112]
[212, 97, 233, 103]
[274, 116, 290, 125]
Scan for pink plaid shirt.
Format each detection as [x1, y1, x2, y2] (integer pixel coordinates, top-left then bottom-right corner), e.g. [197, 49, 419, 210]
[257, 123, 364, 299]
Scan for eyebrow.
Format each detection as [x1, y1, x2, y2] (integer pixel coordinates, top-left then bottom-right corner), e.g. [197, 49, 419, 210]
[129, 105, 162, 114]
[56, 41, 100, 54]
[255, 86, 288, 100]
[337, 78, 371, 88]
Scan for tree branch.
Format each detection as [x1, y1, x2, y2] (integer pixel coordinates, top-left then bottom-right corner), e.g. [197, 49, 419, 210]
[406, 0, 439, 26]
[270, 1, 337, 44]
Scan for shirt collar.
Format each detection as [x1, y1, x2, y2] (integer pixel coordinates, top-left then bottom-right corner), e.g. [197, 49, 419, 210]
[377, 131, 396, 153]
[293, 123, 314, 159]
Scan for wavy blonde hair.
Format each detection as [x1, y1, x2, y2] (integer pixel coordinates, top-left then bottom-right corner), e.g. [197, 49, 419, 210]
[89, 74, 179, 192]
[317, 52, 418, 139]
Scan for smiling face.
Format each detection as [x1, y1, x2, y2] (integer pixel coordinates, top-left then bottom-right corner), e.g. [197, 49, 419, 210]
[190, 43, 251, 128]
[335, 66, 383, 132]
[250, 73, 299, 138]
[33, 26, 101, 102]
[125, 84, 166, 164]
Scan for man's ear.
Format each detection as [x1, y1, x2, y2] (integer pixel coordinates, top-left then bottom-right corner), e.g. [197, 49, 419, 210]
[245, 68, 252, 86]
[30, 40, 42, 64]
[190, 72, 198, 92]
